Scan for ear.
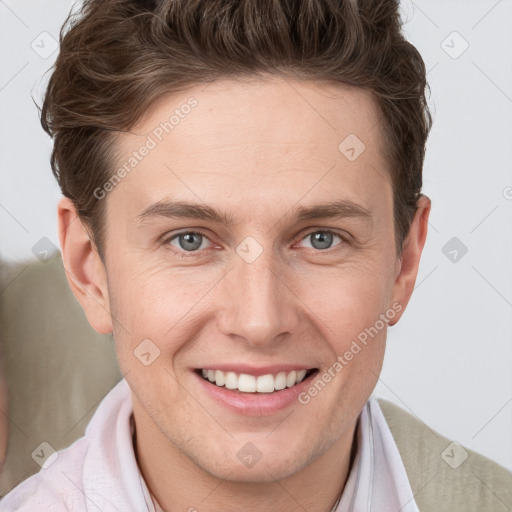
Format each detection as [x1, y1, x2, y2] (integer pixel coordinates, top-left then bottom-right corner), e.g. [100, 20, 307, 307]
[57, 197, 113, 334]
[388, 195, 431, 326]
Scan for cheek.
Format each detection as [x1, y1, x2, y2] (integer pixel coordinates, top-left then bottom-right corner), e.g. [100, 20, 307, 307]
[107, 263, 209, 361]
[299, 261, 394, 341]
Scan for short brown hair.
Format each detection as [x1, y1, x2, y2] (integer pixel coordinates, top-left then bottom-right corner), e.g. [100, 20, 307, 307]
[41, 0, 432, 260]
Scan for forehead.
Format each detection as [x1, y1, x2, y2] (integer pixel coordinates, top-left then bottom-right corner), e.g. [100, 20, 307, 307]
[109, 77, 390, 221]
[133, 76, 383, 153]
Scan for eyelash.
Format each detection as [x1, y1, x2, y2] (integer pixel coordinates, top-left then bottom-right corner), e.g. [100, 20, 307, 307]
[162, 229, 348, 257]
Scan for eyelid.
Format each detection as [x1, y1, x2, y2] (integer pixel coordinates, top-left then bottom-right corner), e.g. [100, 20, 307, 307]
[163, 229, 216, 254]
[163, 228, 349, 255]
[295, 228, 347, 249]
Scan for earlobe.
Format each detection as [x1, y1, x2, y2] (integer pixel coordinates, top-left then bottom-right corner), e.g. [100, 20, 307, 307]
[388, 195, 431, 326]
[57, 197, 113, 334]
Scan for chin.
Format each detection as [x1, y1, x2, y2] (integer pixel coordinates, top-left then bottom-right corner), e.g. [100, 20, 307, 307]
[205, 457, 306, 483]
[178, 437, 306, 483]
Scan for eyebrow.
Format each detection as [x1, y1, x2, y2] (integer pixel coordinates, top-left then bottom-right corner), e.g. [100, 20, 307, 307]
[136, 199, 372, 226]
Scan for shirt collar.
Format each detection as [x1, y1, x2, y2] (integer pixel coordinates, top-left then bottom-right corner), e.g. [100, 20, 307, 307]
[336, 395, 420, 512]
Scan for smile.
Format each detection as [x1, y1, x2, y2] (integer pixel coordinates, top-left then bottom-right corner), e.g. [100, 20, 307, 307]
[197, 368, 317, 393]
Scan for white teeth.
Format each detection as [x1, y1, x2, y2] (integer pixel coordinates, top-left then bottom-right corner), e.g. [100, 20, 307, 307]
[238, 374, 256, 392]
[274, 372, 287, 390]
[200, 368, 312, 393]
[215, 370, 225, 387]
[286, 371, 297, 388]
[256, 374, 275, 393]
[225, 372, 238, 390]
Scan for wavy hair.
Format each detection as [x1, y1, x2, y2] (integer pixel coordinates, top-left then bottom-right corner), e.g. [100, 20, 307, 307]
[41, 0, 432, 259]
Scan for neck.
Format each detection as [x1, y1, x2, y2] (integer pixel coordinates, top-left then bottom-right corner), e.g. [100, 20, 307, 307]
[134, 412, 358, 512]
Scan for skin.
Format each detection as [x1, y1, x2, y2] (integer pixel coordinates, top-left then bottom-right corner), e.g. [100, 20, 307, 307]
[58, 76, 430, 512]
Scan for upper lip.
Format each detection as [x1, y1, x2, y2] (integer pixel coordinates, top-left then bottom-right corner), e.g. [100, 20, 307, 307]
[195, 364, 315, 377]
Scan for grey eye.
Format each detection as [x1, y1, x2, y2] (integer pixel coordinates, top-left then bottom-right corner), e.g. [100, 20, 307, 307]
[302, 231, 342, 250]
[171, 232, 206, 252]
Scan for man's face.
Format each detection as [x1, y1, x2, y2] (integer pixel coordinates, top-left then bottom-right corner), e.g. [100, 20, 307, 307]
[102, 77, 403, 481]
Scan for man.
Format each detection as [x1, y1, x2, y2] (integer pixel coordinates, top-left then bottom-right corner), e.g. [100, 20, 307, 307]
[2, 0, 511, 510]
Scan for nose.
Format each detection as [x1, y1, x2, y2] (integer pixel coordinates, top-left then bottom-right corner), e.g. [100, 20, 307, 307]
[216, 245, 300, 349]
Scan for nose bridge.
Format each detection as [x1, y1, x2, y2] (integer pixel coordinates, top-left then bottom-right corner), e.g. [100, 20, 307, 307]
[217, 240, 298, 346]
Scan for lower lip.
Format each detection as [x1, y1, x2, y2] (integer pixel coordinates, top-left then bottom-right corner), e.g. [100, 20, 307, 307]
[193, 370, 318, 416]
